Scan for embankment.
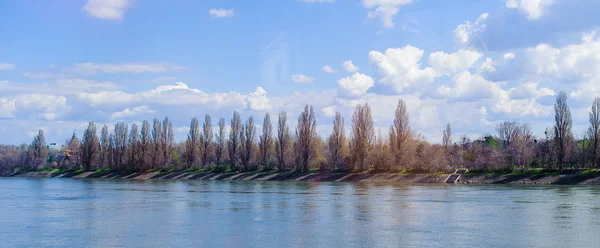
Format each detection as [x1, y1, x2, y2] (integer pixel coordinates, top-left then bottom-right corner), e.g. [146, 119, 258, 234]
[5, 170, 600, 185]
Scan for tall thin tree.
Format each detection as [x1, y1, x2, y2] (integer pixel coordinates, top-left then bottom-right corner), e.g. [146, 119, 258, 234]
[128, 124, 140, 170]
[442, 123, 452, 148]
[295, 105, 317, 173]
[151, 118, 163, 169]
[215, 117, 226, 170]
[113, 122, 128, 170]
[259, 113, 273, 169]
[201, 114, 213, 167]
[589, 97, 600, 168]
[185, 117, 200, 169]
[350, 103, 374, 171]
[390, 99, 411, 170]
[276, 111, 291, 170]
[328, 112, 345, 171]
[140, 120, 151, 170]
[100, 125, 109, 167]
[80, 121, 99, 171]
[240, 116, 256, 171]
[228, 111, 242, 171]
[554, 91, 572, 171]
[162, 117, 174, 167]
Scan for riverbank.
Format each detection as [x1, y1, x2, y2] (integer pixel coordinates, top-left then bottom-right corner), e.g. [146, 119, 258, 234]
[5, 169, 600, 185]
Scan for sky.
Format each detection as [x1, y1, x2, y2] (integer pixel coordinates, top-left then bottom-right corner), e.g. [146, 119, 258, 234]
[0, 0, 599, 145]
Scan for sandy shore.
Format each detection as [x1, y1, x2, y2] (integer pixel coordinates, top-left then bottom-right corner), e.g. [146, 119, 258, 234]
[5, 170, 600, 185]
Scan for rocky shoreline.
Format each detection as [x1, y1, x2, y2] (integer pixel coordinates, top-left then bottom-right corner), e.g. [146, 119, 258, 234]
[5, 170, 600, 185]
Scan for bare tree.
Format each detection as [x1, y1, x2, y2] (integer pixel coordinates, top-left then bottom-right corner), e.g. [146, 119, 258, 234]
[151, 118, 163, 169]
[496, 121, 519, 147]
[162, 117, 174, 167]
[496, 121, 520, 164]
[390, 99, 411, 171]
[128, 124, 140, 169]
[28, 129, 47, 169]
[295, 105, 317, 173]
[100, 125, 109, 167]
[215, 117, 226, 169]
[372, 128, 390, 171]
[140, 120, 151, 170]
[554, 91, 572, 171]
[442, 123, 452, 148]
[240, 116, 256, 171]
[68, 130, 80, 167]
[80, 121, 99, 171]
[514, 123, 534, 167]
[113, 122, 128, 170]
[108, 133, 116, 169]
[351, 103, 374, 171]
[589, 97, 600, 168]
[258, 113, 273, 169]
[201, 114, 213, 167]
[228, 111, 242, 171]
[185, 117, 200, 169]
[276, 111, 291, 170]
[328, 112, 346, 171]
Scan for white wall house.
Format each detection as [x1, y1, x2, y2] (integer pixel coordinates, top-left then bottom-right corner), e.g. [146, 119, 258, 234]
[47, 142, 62, 151]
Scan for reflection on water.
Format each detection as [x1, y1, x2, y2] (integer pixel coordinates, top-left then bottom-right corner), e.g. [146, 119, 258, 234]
[1, 178, 600, 247]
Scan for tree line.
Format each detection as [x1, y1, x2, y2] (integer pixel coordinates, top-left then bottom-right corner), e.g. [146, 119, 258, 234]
[1, 91, 600, 175]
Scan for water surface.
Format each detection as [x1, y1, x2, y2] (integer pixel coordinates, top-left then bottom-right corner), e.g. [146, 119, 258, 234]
[1, 178, 600, 247]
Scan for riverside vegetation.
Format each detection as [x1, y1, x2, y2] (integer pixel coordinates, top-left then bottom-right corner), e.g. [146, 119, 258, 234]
[2, 91, 600, 180]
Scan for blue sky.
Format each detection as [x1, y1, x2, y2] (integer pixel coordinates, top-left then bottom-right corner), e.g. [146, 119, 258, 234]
[1, 0, 599, 145]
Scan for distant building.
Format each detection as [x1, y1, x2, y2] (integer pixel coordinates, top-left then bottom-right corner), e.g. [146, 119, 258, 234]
[47, 142, 62, 151]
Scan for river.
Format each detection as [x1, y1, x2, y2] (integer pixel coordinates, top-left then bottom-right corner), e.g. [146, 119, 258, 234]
[1, 177, 599, 247]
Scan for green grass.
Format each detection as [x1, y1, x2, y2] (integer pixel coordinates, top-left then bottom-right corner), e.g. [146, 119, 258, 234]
[581, 168, 598, 175]
[94, 168, 111, 174]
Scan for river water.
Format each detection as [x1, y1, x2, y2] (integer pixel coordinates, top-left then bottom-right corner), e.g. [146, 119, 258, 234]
[1, 178, 599, 247]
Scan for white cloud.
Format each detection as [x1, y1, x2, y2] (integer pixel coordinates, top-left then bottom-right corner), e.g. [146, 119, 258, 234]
[453, 13, 489, 46]
[323, 65, 337, 73]
[569, 77, 600, 101]
[269, 90, 337, 118]
[83, 0, 131, 20]
[0, 78, 121, 95]
[300, 0, 335, 3]
[70, 62, 185, 75]
[428, 49, 483, 75]
[369, 45, 438, 93]
[504, 53, 516, 60]
[337, 73, 375, 97]
[525, 33, 600, 82]
[13, 94, 70, 121]
[291, 74, 316, 83]
[321, 106, 337, 117]
[22, 72, 69, 79]
[506, 0, 553, 20]
[111, 105, 156, 119]
[0, 63, 16, 71]
[362, 0, 415, 29]
[246, 87, 271, 111]
[478, 58, 496, 73]
[343, 60, 359, 73]
[491, 98, 552, 117]
[78, 82, 248, 110]
[0, 99, 16, 118]
[437, 71, 508, 101]
[209, 8, 235, 18]
[508, 82, 554, 99]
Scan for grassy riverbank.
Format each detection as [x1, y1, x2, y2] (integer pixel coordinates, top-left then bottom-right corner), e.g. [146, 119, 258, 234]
[5, 168, 600, 185]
